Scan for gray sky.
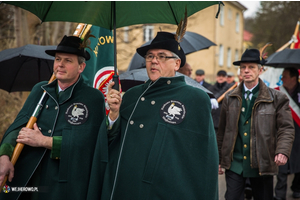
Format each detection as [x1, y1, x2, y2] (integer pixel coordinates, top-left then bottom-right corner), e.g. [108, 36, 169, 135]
[239, 1, 261, 18]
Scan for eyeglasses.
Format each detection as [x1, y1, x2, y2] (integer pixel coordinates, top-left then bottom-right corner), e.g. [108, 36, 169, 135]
[145, 54, 178, 62]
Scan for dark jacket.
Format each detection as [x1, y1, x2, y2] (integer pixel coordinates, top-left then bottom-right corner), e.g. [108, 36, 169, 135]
[218, 79, 295, 175]
[88, 76, 219, 200]
[202, 80, 212, 89]
[0, 76, 106, 200]
[277, 83, 300, 174]
[208, 82, 232, 130]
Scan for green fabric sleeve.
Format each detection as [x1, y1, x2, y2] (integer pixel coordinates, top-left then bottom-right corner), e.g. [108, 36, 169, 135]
[0, 128, 22, 159]
[50, 136, 62, 160]
[0, 143, 15, 158]
[107, 115, 120, 144]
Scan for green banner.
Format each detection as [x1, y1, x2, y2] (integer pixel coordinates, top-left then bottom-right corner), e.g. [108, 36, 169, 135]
[81, 25, 115, 113]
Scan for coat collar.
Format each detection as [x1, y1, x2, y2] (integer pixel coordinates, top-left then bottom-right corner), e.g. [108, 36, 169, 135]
[42, 75, 83, 104]
[230, 78, 273, 102]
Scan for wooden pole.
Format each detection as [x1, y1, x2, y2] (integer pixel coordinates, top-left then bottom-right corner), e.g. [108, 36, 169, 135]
[0, 23, 90, 190]
[290, 20, 299, 49]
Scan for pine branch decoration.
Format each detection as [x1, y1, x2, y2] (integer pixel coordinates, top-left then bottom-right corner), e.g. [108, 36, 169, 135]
[175, 6, 187, 43]
[79, 29, 95, 51]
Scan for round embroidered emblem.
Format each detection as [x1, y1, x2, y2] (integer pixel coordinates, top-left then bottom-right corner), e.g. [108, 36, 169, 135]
[160, 100, 186, 124]
[65, 103, 88, 125]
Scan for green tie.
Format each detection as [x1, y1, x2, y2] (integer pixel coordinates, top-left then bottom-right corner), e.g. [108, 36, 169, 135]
[246, 90, 252, 108]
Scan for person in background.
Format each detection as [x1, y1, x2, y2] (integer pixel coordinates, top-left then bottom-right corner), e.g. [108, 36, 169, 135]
[274, 67, 300, 200]
[218, 49, 294, 200]
[0, 35, 106, 200]
[208, 70, 231, 134]
[195, 69, 212, 89]
[227, 72, 236, 87]
[177, 62, 192, 77]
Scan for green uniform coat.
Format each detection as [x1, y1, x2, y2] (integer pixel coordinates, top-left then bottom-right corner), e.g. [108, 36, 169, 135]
[88, 76, 219, 200]
[0, 76, 105, 200]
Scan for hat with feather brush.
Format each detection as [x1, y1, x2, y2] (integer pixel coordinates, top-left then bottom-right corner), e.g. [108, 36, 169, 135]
[46, 31, 95, 61]
[136, 7, 188, 67]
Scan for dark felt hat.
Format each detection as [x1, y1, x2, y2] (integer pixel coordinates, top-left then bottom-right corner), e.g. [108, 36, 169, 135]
[136, 32, 186, 68]
[196, 69, 205, 75]
[217, 70, 227, 76]
[233, 49, 266, 66]
[45, 35, 90, 60]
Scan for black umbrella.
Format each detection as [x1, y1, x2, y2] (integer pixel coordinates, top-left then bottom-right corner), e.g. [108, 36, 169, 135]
[0, 44, 56, 92]
[127, 31, 216, 71]
[119, 68, 214, 98]
[265, 49, 300, 68]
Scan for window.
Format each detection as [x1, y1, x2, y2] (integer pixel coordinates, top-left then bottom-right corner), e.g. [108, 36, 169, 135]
[219, 6, 224, 26]
[227, 48, 231, 68]
[143, 25, 154, 42]
[235, 49, 239, 68]
[228, 8, 232, 20]
[235, 13, 240, 33]
[124, 26, 129, 43]
[219, 45, 224, 66]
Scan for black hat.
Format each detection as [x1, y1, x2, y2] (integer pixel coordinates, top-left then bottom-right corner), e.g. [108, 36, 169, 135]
[45, 35, 90, 60]
[195, 69, 205, 75]
[233, 49, 266, 66]
[217, 70, 227, 76]
[136, 32, 186, 68]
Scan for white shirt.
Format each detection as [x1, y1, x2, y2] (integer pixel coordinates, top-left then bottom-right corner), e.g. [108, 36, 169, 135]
[243, 82, 259, 100]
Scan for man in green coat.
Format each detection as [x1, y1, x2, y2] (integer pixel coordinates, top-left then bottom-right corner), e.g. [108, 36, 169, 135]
[0, 35, 106, 200]
[87, 31, 219, 200]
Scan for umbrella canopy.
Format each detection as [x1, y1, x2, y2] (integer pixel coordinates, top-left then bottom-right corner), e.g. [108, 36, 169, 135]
[0, 44, 56, 92]
[5, 1, 220, 29]
[127, 31, 216, 71]
[119, 68, 214, 98]
[265, 49, 300, 68]
[5, 1, 221, 90]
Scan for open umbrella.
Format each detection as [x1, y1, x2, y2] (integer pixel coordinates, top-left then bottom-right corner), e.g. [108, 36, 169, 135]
[265, 49, 300, 68]
[119, 68, 214, 98]
[127, 31, 216, 71]
[4, 1, 222, 90]
[0, 44, 56, 92]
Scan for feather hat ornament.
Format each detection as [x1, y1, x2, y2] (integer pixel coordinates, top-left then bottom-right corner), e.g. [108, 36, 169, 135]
[79, 29, 95, 51]
[174, 6, 187, 50]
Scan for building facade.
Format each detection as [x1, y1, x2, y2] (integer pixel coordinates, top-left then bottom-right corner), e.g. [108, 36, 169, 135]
[116, 1, 247, 83]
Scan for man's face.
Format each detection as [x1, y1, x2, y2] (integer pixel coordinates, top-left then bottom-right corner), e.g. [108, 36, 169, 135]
[145, 49, 180, 81]
[216, 75, 227, 84]
[240, 63, 262, 84]
[53, 52, 85, 85]
[178, 63, 192, 77]
[195, 75, 205, 83]
[282, 70, 297, 88]
[227, 76, 234, 84]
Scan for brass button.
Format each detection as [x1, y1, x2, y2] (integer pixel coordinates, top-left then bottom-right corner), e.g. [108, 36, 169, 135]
[167, 80, 171, 84]
[139, 124, 144, 128]
[48, 130, 52, 134]
[245, 121, 248, 124]
[244, 132, 247, 136]
[46, 105, 49, 109]
[244, 156, 247, 160]
[55, 106, 58, 110]
[244, 144, 247, 148]
[130, 120, 134, 125]
[141, 97, 145, 101]
[151, 101, 155, 105]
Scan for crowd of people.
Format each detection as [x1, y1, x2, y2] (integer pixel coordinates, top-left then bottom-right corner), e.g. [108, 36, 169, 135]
[0, 29, 299, 200]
